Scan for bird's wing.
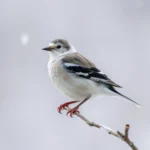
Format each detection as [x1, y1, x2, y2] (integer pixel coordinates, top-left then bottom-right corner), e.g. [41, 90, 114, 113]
[62, 52, 122, 88]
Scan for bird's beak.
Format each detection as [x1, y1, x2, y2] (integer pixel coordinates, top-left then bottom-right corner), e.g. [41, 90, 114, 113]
[42, 43, 55, 51]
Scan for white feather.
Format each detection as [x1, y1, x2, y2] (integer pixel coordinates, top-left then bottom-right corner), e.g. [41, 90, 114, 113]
[64, 62, 79, 67]
[76, 72, 89, 76]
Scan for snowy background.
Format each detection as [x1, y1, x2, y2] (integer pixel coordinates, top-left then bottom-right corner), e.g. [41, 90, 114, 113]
[1, 0, 150, 150]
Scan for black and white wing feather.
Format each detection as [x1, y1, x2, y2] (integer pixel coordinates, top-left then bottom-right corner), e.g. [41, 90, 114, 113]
[62, 53, 122, 88]
[63, 63, 122, 88]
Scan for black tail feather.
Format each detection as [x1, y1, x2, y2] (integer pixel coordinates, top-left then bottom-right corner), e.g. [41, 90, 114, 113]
[108, 86, 141, 107]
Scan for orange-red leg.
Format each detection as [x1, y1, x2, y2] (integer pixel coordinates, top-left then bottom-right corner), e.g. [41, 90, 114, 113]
[57, 101, 78, 114]
[67, 97, 90, 117]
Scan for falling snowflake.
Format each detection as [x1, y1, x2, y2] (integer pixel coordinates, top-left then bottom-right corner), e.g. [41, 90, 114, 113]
[20, 33, 29, 46]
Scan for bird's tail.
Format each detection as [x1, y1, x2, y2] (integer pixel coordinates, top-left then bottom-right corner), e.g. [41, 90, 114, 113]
[108, 86, 141, 107]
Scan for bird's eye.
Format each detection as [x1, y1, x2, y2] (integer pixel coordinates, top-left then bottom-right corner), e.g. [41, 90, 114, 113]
[57, 45, 61, 49]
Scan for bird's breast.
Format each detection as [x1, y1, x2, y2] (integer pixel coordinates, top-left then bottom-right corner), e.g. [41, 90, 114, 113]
[48, 60, 68, 82]
[47, 60, 91, 100]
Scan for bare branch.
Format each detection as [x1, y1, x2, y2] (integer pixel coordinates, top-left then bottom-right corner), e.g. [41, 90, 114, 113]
[117, 124, 138, 150]
[64, 106, 138, 150]
[125, 124, 129, 138]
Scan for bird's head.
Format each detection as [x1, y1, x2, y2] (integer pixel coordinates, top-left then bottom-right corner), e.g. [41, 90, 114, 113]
[42, 39, 76, 60]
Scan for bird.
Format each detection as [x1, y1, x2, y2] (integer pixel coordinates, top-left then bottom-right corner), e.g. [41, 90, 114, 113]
[42, 39, 141, 117]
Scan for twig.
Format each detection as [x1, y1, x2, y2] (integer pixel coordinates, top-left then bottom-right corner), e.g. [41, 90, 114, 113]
[64, 106, 138, 150]
[117, 124, 138, 150]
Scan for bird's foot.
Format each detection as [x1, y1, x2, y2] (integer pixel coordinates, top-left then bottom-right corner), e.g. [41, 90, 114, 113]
[57, 101, 78, 114]
[66, 106, 80, 117]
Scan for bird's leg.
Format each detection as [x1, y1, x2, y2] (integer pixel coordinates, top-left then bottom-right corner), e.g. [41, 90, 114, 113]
[67, 96, 90, 117]
[57, 101, 78, 114]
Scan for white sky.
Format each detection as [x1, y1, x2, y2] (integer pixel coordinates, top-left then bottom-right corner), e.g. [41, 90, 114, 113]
[1, 0, 150, 150]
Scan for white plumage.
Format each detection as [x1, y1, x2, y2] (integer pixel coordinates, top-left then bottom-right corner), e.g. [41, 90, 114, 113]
[42, 39, 141, 116]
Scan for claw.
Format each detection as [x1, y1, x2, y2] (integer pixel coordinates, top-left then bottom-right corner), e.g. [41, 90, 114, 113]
[57, 105, 63, 114]
[66, 107, 80, 117]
